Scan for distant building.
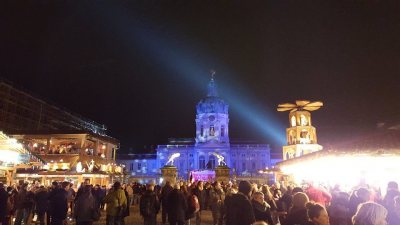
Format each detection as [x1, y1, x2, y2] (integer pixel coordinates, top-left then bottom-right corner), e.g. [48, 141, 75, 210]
[0, 79, 106, 135]
[118, 76, 271, 183]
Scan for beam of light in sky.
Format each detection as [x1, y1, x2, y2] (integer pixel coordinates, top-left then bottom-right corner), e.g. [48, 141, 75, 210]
[95, 3, 286, 144]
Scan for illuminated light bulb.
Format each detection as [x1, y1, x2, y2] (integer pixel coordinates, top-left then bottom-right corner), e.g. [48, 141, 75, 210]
[76, 162, 83, 173]
[62, 163, 69, 170]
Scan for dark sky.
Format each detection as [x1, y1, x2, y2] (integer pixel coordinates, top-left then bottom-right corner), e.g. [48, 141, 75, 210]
[1, 1, 400, 152]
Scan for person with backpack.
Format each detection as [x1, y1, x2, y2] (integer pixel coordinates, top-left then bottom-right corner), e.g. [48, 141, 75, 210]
[74, 185, 97, 225]
[139, 183, 160, 225]
[103, 182, 127, 225]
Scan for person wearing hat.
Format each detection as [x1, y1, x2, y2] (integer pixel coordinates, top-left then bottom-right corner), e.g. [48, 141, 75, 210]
[103, 182, 127, 225]
[225, 181, 256, 225]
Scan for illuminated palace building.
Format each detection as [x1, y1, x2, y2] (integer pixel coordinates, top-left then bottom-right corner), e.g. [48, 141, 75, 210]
[118, 77, 271, 182]
[0, 79, 121, 185]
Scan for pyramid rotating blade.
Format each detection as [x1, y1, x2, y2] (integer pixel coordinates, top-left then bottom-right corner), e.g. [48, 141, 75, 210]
[305, 101, 323, 107]
[278, 103, 297, 108]
[277, 107, 293, 112]
[296, 100, 310, 106]
[303, 106, 321, 111]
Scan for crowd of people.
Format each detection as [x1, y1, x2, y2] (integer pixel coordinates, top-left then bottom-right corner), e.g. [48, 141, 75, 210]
[0, 179, 399, 225]
[137, 180, 398, 225]
[0, 179, 124, 225]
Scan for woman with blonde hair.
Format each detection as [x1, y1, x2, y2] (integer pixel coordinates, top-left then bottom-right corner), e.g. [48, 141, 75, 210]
[352, 202, 387, 225]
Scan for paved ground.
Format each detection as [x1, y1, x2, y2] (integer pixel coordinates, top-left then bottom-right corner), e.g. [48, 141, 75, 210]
[93, 205, 214, 225]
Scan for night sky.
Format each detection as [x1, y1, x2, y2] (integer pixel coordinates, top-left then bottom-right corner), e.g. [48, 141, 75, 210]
[1, 1, 400, 152]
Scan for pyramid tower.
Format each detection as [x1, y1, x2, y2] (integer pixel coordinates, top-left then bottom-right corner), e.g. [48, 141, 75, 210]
[277, 100, 323, 160]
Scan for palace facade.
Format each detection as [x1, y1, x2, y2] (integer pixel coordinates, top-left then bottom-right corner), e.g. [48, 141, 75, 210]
[118, 77, 271, 183]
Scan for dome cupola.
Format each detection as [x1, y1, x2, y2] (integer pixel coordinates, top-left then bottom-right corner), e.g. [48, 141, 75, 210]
[195, 72, 230, 146]
[196, 76, 228, 114]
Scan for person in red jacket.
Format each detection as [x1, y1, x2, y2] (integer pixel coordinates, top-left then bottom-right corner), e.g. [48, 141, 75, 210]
[305, 183, 331, 206]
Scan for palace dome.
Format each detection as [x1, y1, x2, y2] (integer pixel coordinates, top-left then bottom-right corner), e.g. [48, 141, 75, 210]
[196, 77, 229, 114]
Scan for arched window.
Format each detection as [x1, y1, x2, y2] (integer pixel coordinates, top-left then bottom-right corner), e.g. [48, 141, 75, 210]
[289, 130, 296, 144]
[291, 116, 296, 127]
[209, 155, 216, 169]
[300, 130, 310, 144]
[221, 125, 225, 137]
[300, 115, 308, 126]
[210, 125, 215, 136]
[199, 156, 205, 169]
[189, 159, 194, 169]
[200, 125, 204, 137]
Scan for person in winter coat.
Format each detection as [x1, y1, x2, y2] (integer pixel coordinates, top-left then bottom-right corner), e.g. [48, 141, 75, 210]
[305, 184, 332, 207]
[34, 186, 49, 225]
[348, 188, 370, 218]
[192, 181, 206, 225]
[282, 192, 311, 225]
[328, 192, 351, 225]
[92, 185, 103, 210]
[100, 186, 107, 210]
[14, 183, 31, 225]
[48, 182, 70, 225]
[160, 181, 173, 224]
[209, 182, 225, 225]
[180, 184, 195, 225]
[252, 191, 274, 225]
[225, 181, 256, 225]
[139, 184, 160, 225]
[382, 181, 400, 225]
[167, 184, 188, 225]
[103, 182, 127, 225]
[120, 186, 130, 225]
[74, 185, 96, 225]
[0, 183, 8, 225]
[125, 184, 134, 206]
[75, 179, 91, 202]
[306, 202, 330, 225]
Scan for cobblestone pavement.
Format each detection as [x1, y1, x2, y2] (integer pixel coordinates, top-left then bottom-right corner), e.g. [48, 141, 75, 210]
[93, 205, 214, 225]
